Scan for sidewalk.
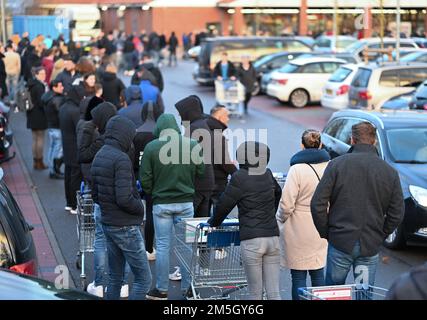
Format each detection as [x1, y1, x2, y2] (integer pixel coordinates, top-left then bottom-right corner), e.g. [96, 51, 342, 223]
[1, 145, 63, 283]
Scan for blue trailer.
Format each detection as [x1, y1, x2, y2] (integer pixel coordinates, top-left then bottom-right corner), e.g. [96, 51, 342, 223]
[13, 16, 70, 43]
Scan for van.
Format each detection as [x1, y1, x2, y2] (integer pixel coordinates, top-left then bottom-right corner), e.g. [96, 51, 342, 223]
[193, 36, 312, 85]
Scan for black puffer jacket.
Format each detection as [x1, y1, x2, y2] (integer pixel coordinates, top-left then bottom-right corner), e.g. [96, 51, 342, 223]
[206, 116, 237, 186]
[101, 72, 125, 109]
[27, 78, 48, 130]
[175, 95, 214, 192]
[91, 115, 144, 227]
[76, 97, 107, 183]
[208, 142, 281, 241]
[43, 91, 65, 129]
[59, 85, 84, 166]
[141, 62, 164, 92]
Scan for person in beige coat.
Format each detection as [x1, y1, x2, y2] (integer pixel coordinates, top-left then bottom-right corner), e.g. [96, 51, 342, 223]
[276, 129, 330, 300]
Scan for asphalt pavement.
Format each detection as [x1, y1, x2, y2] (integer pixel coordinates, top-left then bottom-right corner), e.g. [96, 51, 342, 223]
[8, 59, 427, 299]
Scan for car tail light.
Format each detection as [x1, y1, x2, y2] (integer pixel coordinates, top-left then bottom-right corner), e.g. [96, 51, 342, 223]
[10, 259, 37, 276]
[276, 79, 288, 85]
[424, 104, 427, 110]
[336, 85, 350, 95]
[358, 90, 372, 100]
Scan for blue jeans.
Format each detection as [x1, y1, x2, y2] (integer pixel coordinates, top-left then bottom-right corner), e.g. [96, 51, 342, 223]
[153, 202, 194, 292]
[102, 223, 152, 300]
[47, 129, 63, 174]
[291, 268, 325, 300]
[326, 242, 379, 288]
[94, 204, 130, 287]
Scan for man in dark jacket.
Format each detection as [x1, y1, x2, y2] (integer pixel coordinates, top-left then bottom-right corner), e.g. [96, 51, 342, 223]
[140, 114, 204, 300]
[130, 64, 157, 87]
[140, 52, 164, 92]
[118, 85, 145, 127]
[100, 64, 125, 109]
[213, 51, 237, 81]
[208, 141, 282, 300]
[91, 115, 152, 300]
[59, 85, 84, 213]
[175, 95, 215, 217]
[43, 79, 65, 179]
[386, 263, 427, 300]
[54, 55, 80, 95]
[207, 105, 237, 211]
[311, 122, 404, 289]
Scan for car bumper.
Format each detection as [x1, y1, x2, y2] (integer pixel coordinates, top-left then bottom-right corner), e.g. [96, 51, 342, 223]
[267, 84, 290, 101]
[404, 198, 427, 241]
[321, 95, 349, 110]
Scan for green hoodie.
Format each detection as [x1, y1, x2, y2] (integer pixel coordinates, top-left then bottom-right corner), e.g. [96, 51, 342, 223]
[139, 114, 205, 205]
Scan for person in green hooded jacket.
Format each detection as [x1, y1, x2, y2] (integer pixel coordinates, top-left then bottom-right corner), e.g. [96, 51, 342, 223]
[140, 113, 204, 300]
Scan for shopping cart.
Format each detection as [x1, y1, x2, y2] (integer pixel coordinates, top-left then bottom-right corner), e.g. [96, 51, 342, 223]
[273, 172, 287, 188]
[75, 186, 95, 289]
[298, 284, 388, 300]
[174, 218, 247, 300]
[215, 80, 245, 117]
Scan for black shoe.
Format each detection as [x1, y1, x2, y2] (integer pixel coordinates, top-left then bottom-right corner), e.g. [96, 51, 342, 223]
[49, 172, 64, 180]
[54, 158, 64, 175]
[146, 288, 168, 300]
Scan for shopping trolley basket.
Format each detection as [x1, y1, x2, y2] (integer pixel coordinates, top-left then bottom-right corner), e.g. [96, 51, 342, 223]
[174, 218, 247, 300]
[298, 284, 388, 300]
[215, 80, 245, 117]
[75, 187, 95, 289]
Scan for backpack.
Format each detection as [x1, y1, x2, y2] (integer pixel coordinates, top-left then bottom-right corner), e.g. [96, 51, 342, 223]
[16, 83, 34, 112]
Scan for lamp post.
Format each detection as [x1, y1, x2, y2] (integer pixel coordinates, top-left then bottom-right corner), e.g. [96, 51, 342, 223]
[396, 0, 401, 62]
[0, 0, 6, 44]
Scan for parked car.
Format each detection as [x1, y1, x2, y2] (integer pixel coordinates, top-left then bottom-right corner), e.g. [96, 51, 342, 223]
[344, 38, 419, 61]
[376, 48, 424, 63]
[299, 51, 362, 64]
[321, 64, 359, 110]
[348, 62, 427, 110]
[267, 57, 346, 108]
[411, 37, 427, 49]
[193, 36, 312, 85]
[0, 168, 37, 276]
[0, 268, 98, 299]
[188, 45, 201, 61]
[380, 91, 413, 110]
[314, 35, 357, 53]
[400, 50, 427, 63]
[294, 36, 315, 48]
[321, 109, 427, 249]
[409, 80, 427, 110]
[253, 51, 306, 95]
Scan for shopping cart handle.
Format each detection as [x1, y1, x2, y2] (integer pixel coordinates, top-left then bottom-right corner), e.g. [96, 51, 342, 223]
[200, 220, 239, 228]
[80, 181, 85, 194]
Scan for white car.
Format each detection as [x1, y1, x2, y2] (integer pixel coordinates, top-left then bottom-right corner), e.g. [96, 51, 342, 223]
[321, 64, 360, 110]
[267, 57, 346, 108]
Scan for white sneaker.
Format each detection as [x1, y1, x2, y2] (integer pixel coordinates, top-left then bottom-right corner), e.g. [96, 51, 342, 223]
[215, 249, 227, 260]
[169, 266, 182, 281]
[146, 249, 156, 261]
[87, 282, 104, 298]
[120, 284, 129, 298]
[65, 206, 72, 211]
[69, 208, 78, 215]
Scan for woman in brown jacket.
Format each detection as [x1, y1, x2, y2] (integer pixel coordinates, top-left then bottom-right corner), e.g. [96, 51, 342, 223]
[276, 129, 330, 300]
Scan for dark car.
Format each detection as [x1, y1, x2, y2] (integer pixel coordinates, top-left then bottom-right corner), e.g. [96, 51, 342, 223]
[321, 110, 427, 249]
[253, 51, 305, 95]
[409, 80, 427, 110]
[0, 268, 98, 299]
[381, 91, 414, 110]
[0, 168, 37, 275]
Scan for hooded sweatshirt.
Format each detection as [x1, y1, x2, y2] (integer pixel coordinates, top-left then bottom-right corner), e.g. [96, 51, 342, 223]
[175, 95, 215, 192]
[139, 114, 205, 205]
[208, 141, 281, 241]
[118, 85, 145, 127]
[91, 115, 144, 226]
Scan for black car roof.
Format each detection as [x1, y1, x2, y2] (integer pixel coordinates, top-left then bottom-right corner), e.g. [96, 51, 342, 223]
[329, 110, 427, 130]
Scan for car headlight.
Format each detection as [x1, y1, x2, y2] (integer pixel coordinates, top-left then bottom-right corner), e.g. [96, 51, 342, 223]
[409, 185, 427, 207]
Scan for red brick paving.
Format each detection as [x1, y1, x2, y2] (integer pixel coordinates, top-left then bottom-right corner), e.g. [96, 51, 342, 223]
[1, 146, 59, 282]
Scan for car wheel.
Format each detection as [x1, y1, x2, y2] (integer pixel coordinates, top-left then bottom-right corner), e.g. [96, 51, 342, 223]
[383, 224, 406, 250]
[252, 82, 261, 96]
[290, 89, 309, 108]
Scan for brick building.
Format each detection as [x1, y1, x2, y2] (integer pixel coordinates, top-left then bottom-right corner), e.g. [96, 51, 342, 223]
[28, 0, 427, 41]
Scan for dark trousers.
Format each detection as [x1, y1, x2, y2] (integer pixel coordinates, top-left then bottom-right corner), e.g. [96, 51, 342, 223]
[144, 195, 155, 253]
[193, 190, 212, 218]
[290, 268, 325, 300]
[209, 183, 227, 215]
[244, 92, 252, 112]
[64, 165, 82, 209]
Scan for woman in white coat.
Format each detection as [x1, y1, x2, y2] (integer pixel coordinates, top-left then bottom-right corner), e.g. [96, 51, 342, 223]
[276, 130, 330, 300]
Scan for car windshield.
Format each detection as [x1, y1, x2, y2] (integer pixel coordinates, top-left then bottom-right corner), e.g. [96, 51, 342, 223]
[329, 67, 353, 82]
[253, 55, 275, 68]
[386, 128, 427, 163]
[344, 40, 365, 53]
[336, 39, 357, 49]
[401, 51, 425, 62]
[415, 82, 427, 98]
[278, 63, 299, 73]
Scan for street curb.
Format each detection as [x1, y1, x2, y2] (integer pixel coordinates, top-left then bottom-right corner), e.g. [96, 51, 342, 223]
[13, 142, 75, 287]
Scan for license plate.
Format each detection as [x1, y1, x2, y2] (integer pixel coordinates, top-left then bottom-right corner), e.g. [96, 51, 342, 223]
[351, 99, 357, 105]
[326, 89, 333, 96]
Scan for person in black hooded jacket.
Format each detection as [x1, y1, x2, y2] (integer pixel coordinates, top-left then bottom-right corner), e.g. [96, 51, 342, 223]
[175, 95, 215, 217]
[133, 100, 164, 258]
[208, 141, 282, 300]
[101, 64, 126, 109]
[91, 115, 152, 300]
[59, 84, 84, 213]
